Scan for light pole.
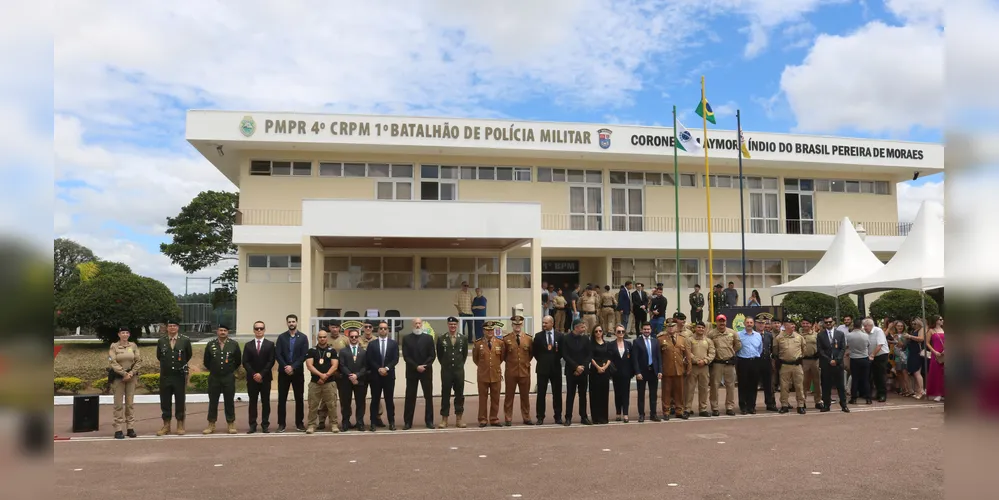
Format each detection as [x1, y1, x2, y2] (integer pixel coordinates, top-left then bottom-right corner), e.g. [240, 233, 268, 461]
[855, 223, 868, 316]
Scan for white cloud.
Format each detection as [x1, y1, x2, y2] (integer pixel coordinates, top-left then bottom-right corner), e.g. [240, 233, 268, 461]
[946, 0, 999, 114]
[896, 176, 944, 222]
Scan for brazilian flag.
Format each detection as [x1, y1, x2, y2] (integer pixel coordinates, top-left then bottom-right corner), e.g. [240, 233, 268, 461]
[695, 99, 717, 125]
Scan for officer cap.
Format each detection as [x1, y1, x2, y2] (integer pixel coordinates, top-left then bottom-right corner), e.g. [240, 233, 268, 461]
[656, 282, 664, 289]
[672, 312, 687, 320]
[490, 320, 505, 330]
[166, 319, 180, 326]
[755, 312, 774, 322]
[510, 315, 524, 325]
[782, 317, 795, 324]
[341, 319, 364, 332]
[446, 316, 459, 323]
[117, 326, 130, 333]
[714, 284, 723, 289]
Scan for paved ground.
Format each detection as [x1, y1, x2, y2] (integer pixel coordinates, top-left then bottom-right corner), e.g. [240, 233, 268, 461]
[54, 392, 942, 500]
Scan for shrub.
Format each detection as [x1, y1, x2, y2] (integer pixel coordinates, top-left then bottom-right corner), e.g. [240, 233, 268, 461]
[870, 290, 940, 324]
[780, 292, 860, 323]
[54, 377, 85, 394]
[92, 378, 109, 394]
[189, 372, 210, 392]
[57, 271, 182, 343]
[139, 373, 160, 393]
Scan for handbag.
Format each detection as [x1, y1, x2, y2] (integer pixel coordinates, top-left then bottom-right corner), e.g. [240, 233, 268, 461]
[934, 351, 944, 365]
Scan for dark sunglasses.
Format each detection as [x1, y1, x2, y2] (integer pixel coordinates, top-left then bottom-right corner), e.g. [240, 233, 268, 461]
[349, 335, 359, 339]
[615, 330, 625, 334]
[378, 326, 388, 330]
[253, 327, 265, 331]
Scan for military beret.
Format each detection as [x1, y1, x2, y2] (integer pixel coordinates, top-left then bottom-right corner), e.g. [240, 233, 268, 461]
[672, 312, 687, 320]
[656, 283, 664, 289]
[714, 284, 723, 289]
[341, 320, 364, 332]
[446, 316, 459, 323]
[117, 326, 130, 332]
[217, 324, 230, 331]
[510, 315, 524, 324]
[166, 320, 180, 326]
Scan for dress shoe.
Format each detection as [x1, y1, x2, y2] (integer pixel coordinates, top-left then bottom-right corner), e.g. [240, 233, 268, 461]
[403, 423, 412, 430]
[388, 424, 397, 431]
[295, 426, 306, 432]
[638, 415, 645, 423]
[712, 410, 720, 417]
[276, 426, 286, 433]
[820, 407, 831, 413]
[524, 420, 534, 425]
[779, 406, 790, 414]
[797, 407, 807, 415]
[369, 425, 376, 432]
[247, 425, 257, 434]
[554, 418, 563, 425]
[426, 423, 435, 429]
[479, 423, 487, 428]
[841, 407, 850, 413]
[865, 399, 873, 405]
[356, 423, 366, 431]
[537, 419, 545, 425]
[680, 412, 690, 420]
[848, 399, 858, 405]
[375, 419, 386, 427]
[699, 411, 710, 417]
[114, 431, 124, 439]
[504, 421, 512, 427]
[748, 408, 757, 415]
[615, 416, 622, 422]
[126, 429, 137, 438]
[663, 413, 671, 421]
[563, 419, 571, 426]
[261, 426, 270, 433]
[650, 415, 661, 422]
[490, 422, 503, 427]
[725, 410, 736, 416]
[581, 417, 593, 425]
[814, 403, 825, 410]
[767, 406, 779, 412]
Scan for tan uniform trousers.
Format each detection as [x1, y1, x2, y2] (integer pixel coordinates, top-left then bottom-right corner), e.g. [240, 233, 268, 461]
[112, 377, 137, 432]
[662, 376, 685, 416]
[307, 381, 339, 428]
[710, 363, 738, 411]
[554, 309, 567, 332]
[478, 381, 501, 425]
[582, 312, 598, 333]
[802, 359, 822, 405]
[504, 375, 531, 423]
[780, 364, 806, 408]
[685, 365, 710, 413]
[600, 308, 616, 335]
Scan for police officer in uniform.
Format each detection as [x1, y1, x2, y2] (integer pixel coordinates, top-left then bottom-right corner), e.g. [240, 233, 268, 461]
[318, 321, 349, 431]
[599, 286, 617, 336]
[437, 317, 468, 429]
[109, 326, 141, 439]
[473, 321, 506, 427]
[503, 315, 534, 426]
[203, 324, 242, 434]
[659, 320, 690, 420]
[689, 285, 705, 324]
[708, 315, 741, 416]
[579, 286, 599, 334]
[685, 321, 715, 417]
[775, 317, 807, 414]
[799, 318, 823, 409]
[156, 320, 192, 436]
[305, 327, 341, 434]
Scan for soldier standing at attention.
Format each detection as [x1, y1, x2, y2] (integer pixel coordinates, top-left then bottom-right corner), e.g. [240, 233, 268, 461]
[711, 285, 725, 319]
[685, 321, 714, 417]
[579, 286, 599, 334]
[156, 320, 192, 436]
[708, 315, 741, 416]
[437, 317, 468, 429]
[799, 318, 823, 409]
[599, 286, 617, 336]
[473, 321, 506, 427]
[775, 317, 808, 414]
[659, 320, 691, 420]
[503, 315, 534, 426]
[562, 319, 594, 426]
[318, 321, 349, 431]
[689, 285, 705, 324]
[202, 325, 242, 435]
[552, 289, 568, 334]
[305, 329, 340, 434]
[109, 326, 141, 439]
[402, 318, 437, 430]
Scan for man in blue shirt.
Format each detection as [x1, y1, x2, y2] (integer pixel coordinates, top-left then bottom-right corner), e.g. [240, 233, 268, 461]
[735, 317, 762, 414]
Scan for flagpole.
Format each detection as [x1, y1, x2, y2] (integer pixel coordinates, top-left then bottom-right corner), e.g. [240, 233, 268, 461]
[673, 105, 681, 314]
[737, 109, 747, 306]
[702, 76, 714, 323]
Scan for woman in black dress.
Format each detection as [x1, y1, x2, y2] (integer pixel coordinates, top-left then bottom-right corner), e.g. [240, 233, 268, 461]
[588, 326, 612, 424]
[608, 324, 634, 422]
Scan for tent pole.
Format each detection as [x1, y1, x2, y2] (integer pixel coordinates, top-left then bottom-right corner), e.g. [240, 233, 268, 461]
[921, 290, 928, 388]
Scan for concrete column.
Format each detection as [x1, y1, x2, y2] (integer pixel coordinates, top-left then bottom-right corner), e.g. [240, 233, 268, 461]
[301, 235, 314, 339]
[604, 255, 613, 285]
[312, 242, 325, 312]
[531, 238, 542, 331]
[499, 250, 508, 317]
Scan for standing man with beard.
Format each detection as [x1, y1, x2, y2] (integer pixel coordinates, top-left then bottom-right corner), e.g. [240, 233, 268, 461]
[474, 320, 506, 427]
[275, 314, 309, 433]
[317, 321, 348, 431]
[532, 315, 563, 425]
[562, 319, 594, 426]
[402, 318, 436, 430]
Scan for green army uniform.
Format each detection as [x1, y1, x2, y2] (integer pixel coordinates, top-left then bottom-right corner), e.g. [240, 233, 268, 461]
[689, 291, 705, 324]
[437, 319, 469, 428]
[203, 337, 242, 433]
[156, 333, 193, 435]
[711, 289, 725, 318]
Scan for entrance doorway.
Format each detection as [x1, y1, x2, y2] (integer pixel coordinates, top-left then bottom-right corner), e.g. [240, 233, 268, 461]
[542, 260, 580, 293]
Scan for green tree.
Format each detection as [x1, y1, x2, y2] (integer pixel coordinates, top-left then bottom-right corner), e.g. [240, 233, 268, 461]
[57, 272, 181, 343]
[870, 290, 940, 323]
[780, 292, 860, 323]
[58, 260, 133, 298]
[160, 190, 238, 299]
[54, 238, 96, 296]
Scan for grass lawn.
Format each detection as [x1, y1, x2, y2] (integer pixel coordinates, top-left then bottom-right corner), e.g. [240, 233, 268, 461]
[54, 343, 261, 395]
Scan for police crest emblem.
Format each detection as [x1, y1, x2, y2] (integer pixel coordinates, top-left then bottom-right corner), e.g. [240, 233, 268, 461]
[597, 128, 612, 149]
[733, 313, 746, 332]
[239, 116, 256, 137]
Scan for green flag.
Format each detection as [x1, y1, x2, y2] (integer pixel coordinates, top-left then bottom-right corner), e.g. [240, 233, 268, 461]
[695, 99, 717, 124]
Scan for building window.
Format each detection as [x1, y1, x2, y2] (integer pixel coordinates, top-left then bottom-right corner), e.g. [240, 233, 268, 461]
[249, 160, 312, 177]
[786, 259, 818, 282]
[324, 256, 414, 289]
[317, 162, 415, 178]
[710, 259, 783, 290]
[784, 178, 816, 235]
[570, 185, 602, 230]
[815, 178, 891, 195]
[420, 165, 458, 201]
[610, 170, 698, 188]
[612, 258, 699, 290]
[610, 186, 643, 231]
[458, 165, 533, 182]
[749, 177, 781, 235]
[376, 180, 413, 200]
[247, 254, 302, 283]
[419, 257, 530, 289]
[537, 168, 601, 184]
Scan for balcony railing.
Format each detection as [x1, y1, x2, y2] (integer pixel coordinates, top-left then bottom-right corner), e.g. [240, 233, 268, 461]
[540, 214, 913, 237]
[235, 209, 302, 226]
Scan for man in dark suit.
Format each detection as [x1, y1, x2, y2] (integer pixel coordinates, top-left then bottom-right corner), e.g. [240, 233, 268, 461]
[402, 318, 437, 429]
[366, 320, 399, 431]
[817, 316, 850, 413]
[617, 281, 633, 335]
[533, 315, 563, 425]
[632, 321, 662, 422]
[562, 319, 593, 426]
[337, 321, 369, 432]
[631, 283, 649, 329]
[243, 320, 275, 434]
[275, 314, 310, 432]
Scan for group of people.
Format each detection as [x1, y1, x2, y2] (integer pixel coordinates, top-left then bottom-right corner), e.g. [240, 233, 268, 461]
[104, 310, 945, 439]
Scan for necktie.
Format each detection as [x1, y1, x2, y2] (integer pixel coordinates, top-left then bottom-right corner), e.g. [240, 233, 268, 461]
[256, 340, 261, 353]
[548, 332, 553, 346]
[352, 346, 357, 357]
[516, 334, 521, 346]
[488, 339, 493, 349]
[646, 337, 651, 365]
[380, 339, 385, 359]
[170, 337, 176, 349]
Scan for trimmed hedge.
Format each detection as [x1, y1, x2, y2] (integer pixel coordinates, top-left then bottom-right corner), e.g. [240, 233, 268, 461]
[92, 378, 109, 394]
[189, 373, 210, 392]
[139, 373, 160, 393]
[54, 377, 85, 394]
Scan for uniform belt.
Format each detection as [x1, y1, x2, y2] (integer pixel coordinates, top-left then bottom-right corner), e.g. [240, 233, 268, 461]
[711, 358, 735, 365]
[582, 312, 596, 315]
[803, 354, 819, 360]
[601, 305, 614, 308]
[781, 359, 802, 366]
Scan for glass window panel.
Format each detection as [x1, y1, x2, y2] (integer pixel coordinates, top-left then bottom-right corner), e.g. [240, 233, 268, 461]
[440, 166, 459, 179]
[391, 164, 413, 178]
[477, 274, 500, 288]
[344, 163, 366, 177]
[271, 161, 292, 176]
[765, 275, 782, 288]
[449, 257, 475, 273]
[567, 169, 585, 183]
[586, 171, 602, 183]
[396, 182, 412, 200]
[681, 259, 699, 274]
[325, 256, 349, 271]
[376, 182, 393, 200]
[553, 169, 566, 182]
[831, 180, 845, 192]
[785, 178, 799, 190]
[628, 216, 643, 231]
[354, 273, 381, 289]
[748, 176, 763, 189]
[248, 255, 268, 268]
[514, 167, 532, 181]
[250, 160, 271, 175]
[421, 257, 448, 273]
[875, 181, 889, 195]
[656, 173, 671, 186]
[611, 216, 627, 231]
[507, 274, 531, 289]
[627, 172, 644, 185]
[461, 166, 477, 179]
[570, 214, 586, 230]
[440, 182, 456, 200]
[845, 181, 860, 193]
[269, 255, 290, 268]
[587, 187, 602, 213]
[681, 174, 696, 187]
[656, 259, 677, 274]
[537, 167, 553, 182]
[569, 186, 585, 213]
[423, 273, 448, 289]
[788, 260, 806, 275]
[289, 255, 301, 268]
[368, 163, 390, 178]
[628, 189, 643, 214]
[292, 162, 312, 176]
[860, 181, 874, 194]
[478, 167, 495, 180]
[609, 171, 626, 184]
[383, 257, 413, 272]
[727, 260, 744, 274]
[800, 195, 814, 219]
[507, 258, 530, 273]
[496, 167, 514, 181]
[447, 273, 472, 289]
[730, 276, 745, 290]
[656, 274, 678, 289]
[611, 189, 626, 215]
[763, 177, 779, 190]
[420, 181, 439, 200]
[350, 257, 381, 272]
[420, 164, 439, 179]
[476, 258, 498, 273]
[319, 162, 341, 176]
[816, 179, 830, 191]
[764, 260, 782, 274]
[383, 273, 414, 289]
[799, 179, 814, 191]
[717, 176, 732, 188]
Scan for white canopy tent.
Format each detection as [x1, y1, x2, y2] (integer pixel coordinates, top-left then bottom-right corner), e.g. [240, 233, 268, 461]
[839, 200, 944, 293]
[771, 217, 885, 297]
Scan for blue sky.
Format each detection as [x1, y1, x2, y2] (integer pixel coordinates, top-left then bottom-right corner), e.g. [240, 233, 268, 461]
[42, 0, 949, 292]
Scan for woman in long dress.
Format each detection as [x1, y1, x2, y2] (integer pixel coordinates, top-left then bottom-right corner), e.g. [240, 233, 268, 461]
[588, 326, 612, 424]
[925, 315, 945, 401]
